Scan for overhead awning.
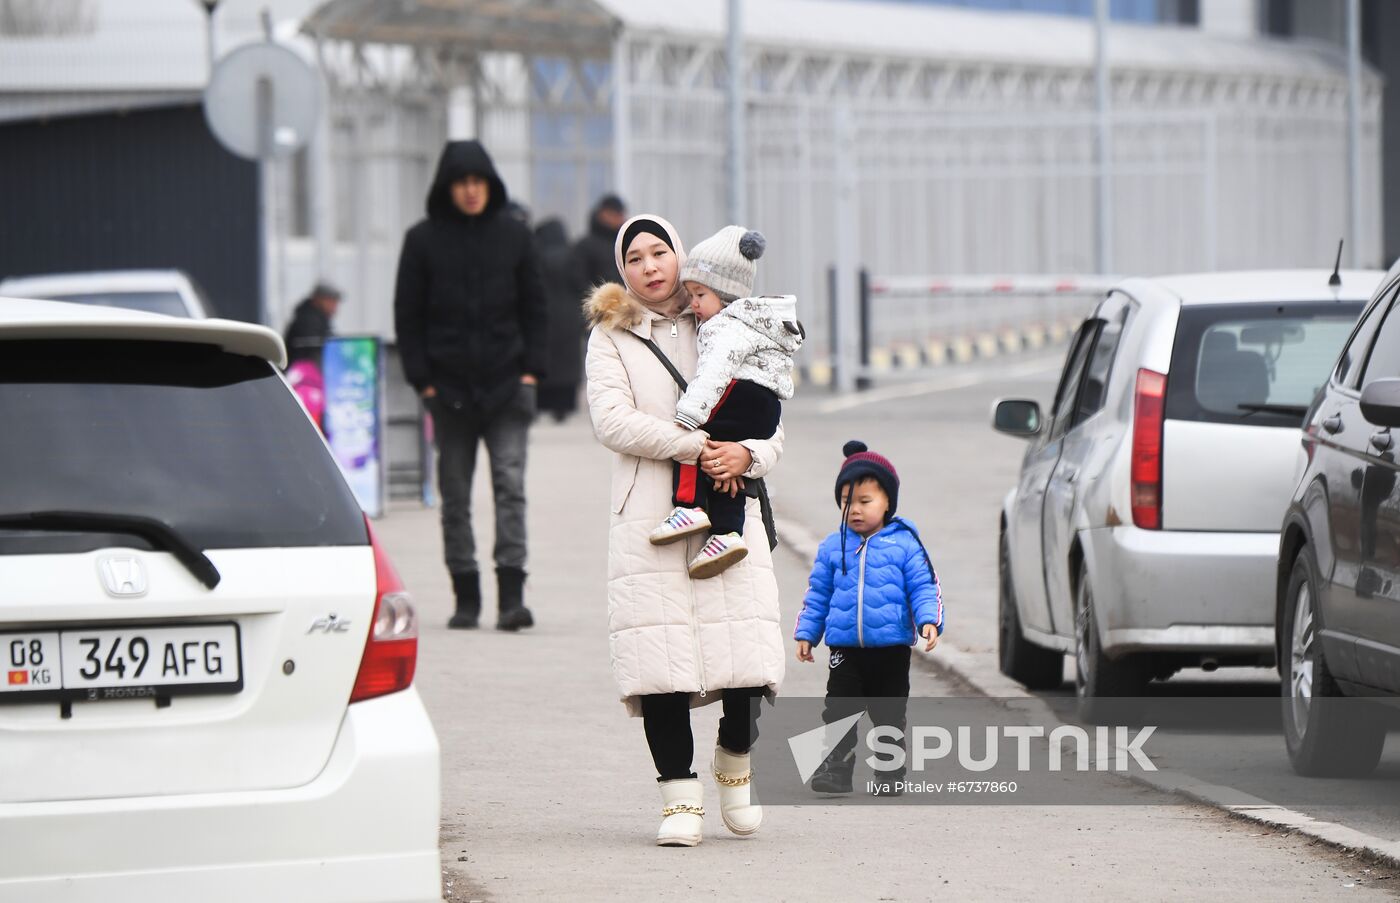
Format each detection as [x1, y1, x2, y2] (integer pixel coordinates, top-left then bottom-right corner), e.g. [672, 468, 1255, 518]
[303, 0, 619, 56]
[304, 0, 1358, 80]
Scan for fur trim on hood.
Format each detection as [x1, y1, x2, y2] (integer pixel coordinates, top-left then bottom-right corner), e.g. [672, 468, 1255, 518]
[583, 282, 646, 331]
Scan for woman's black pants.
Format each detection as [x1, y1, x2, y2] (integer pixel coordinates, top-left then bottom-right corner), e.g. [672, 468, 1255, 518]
[640, 687, 765, 781]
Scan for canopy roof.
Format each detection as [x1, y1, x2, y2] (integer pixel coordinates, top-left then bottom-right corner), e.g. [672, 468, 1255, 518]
[304, 0, 1356, 81]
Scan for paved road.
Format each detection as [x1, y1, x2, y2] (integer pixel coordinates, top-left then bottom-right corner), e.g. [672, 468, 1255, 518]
[377, 356, 1400, 900]
[773, 353, 1400, 844]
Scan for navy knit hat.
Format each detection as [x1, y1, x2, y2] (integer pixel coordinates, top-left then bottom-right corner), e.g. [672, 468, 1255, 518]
[834, 440, 899, 521]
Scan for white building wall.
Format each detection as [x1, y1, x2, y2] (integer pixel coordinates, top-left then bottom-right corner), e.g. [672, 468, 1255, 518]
[1197, 0, 1258, 37]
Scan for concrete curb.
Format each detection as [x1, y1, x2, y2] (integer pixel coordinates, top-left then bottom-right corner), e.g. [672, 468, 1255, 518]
[774, 513, 1400, 871]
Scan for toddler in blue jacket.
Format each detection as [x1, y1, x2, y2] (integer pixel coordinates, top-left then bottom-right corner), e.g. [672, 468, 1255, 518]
[794, 440, 944, 795]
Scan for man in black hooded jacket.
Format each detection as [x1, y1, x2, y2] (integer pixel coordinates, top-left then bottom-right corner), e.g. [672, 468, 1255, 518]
[394, 140, 547, 632]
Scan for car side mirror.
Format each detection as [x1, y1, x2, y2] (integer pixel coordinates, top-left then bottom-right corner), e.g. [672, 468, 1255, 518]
[1360, 378, 1400, 428]
[992, 398, 1043, 438]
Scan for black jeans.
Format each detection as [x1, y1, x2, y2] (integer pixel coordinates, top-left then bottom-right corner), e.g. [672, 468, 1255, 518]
[429, 384, 534, 575]
[822, 646, 911, 767]
[640, 687, 766, 781]
[673, 380, 781, 535]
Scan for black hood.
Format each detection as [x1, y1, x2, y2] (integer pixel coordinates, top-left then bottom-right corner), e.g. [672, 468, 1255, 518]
[426, 140, 508, 220]
[534, 218, 568, 249]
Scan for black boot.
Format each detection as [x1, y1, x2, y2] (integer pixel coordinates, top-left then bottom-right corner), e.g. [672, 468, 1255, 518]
[870, 768, 905, 798]
[447, 571, 481, 629]
[809, 751, 855, 794]
[495, 566, 535, 631]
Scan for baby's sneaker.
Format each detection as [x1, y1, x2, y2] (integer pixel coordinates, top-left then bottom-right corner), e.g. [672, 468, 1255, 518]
[650, 507, 711, 546]
[688, 532, 748, 579]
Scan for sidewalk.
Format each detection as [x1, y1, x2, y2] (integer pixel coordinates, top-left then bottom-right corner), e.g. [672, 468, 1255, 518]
[375, 410, 1394, 902]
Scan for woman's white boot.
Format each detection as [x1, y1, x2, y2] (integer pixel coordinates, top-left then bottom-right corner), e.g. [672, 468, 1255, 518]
[656, 778, 704, 847]
[712, 746, 762, 836]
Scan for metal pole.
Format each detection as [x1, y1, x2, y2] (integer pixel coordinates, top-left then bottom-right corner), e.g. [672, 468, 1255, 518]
[205, 16, 216, 76]
[1094, 0, 1113, 275]
[857, 267, 871, 391]
[1347, 0, 1363, 268]
[198, 0, 219, 77]
[612, 34, 631, 200]
[833, 107, 858, 393]
[256, 75, 273, 328]
[827, 265, 839, 388]
[311, 37, 334, 290]
[726, 0, 746, 224]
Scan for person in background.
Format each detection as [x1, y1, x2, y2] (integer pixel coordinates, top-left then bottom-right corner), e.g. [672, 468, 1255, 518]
[534, 218, 585, 421]
[574, 193, 627, 291]
[284, 281, 342, 366]
[393, 139, 548, 632]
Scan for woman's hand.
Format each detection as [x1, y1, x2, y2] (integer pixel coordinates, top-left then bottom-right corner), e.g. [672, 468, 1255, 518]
[701, 440, 754, 482]
[796, 640, 814, 663]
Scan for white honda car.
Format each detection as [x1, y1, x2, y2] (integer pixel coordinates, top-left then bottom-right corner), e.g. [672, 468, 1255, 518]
[992, 270, 1382, 720]
[0, 298, 441, 901]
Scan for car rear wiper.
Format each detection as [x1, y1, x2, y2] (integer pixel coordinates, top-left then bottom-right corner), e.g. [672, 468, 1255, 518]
[0, 511, 220, 589]
[1237, 403, 1308, 419]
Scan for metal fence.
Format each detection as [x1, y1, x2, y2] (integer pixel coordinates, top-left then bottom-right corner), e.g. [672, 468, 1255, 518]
[293, 4, 1383, 366]
[745, 106, 1382, 372]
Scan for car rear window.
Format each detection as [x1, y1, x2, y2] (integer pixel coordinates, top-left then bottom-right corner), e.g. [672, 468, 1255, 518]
[42, 291, 190, 318]
[0, 340, 367, 555]
[1165, 301, 1362, 429]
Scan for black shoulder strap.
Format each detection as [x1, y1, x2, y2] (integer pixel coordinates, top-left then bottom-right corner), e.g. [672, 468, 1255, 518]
[634, 334, 689, 391]
[628, 332, 779, 552]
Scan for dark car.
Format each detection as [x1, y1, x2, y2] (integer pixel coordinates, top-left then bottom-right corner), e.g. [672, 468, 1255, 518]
[1277, 261, 1400, 777]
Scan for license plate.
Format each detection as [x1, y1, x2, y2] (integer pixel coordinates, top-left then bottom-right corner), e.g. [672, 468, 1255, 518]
[0, 623, 242, 704]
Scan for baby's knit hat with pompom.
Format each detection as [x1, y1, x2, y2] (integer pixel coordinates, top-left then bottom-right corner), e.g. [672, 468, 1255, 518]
[678, 225, 766, 301]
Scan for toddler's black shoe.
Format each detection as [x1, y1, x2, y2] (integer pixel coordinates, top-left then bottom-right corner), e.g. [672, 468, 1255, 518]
[809, 755, 855, 794]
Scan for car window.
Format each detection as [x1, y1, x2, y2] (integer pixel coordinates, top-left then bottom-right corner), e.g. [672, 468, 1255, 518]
[1359, 297, 1400, 388]
[1164, 302, 1363, 429]
[1072, 302, 1131, 426]
[0, 340, 367, 555]
[42, 291, 190, 318]
[1337, 283, 1397, 388]
[1049, 321, 1100, 440]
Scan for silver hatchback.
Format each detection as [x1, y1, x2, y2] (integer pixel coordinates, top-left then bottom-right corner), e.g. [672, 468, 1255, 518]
[992, 270, 1381, 719]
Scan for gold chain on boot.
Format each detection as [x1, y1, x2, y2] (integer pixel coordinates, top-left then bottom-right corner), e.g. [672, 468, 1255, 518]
[713, 769, 751, 787]
[662, 803, 705, 816]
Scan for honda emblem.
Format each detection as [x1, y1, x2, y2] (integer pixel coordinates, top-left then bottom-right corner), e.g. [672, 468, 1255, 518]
[98, 556, 148, 597]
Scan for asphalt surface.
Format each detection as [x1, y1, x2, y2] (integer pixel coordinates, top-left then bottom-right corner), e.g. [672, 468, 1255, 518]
[377, 353, 1400, 901]
[773, 353, 1400, 843]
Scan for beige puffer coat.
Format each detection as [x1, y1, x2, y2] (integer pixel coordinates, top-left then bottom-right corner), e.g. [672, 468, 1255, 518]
[585, 282, 787, 716]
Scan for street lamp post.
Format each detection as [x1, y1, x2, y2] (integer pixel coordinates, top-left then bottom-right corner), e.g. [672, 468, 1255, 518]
[1347, 0, 1363, 267]
[726, 0, 746, 226]
[197, 0, 220, 77]
[1094, 0, 1113, 276]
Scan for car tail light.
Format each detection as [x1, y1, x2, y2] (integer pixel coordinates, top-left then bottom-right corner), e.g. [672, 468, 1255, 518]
[1131, 369, 1167, 530]
[350, 516, 419, 703]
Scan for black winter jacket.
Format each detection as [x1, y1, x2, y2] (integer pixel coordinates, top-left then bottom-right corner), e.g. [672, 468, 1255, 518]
[573, 208, 619, 292]
[284, 298, 333, 366]
[393, 140, 548, 415]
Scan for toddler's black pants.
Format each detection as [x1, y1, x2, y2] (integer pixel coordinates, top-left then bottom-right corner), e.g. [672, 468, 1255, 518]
[673, 379, 781, 535]
[821, 645, 911, 768]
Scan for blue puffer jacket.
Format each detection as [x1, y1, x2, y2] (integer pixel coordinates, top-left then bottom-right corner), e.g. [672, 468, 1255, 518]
[794, 517, 944, 648]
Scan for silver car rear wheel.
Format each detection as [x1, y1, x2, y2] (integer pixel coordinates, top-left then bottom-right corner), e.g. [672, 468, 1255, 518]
[1288, 581, 1314, 734]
